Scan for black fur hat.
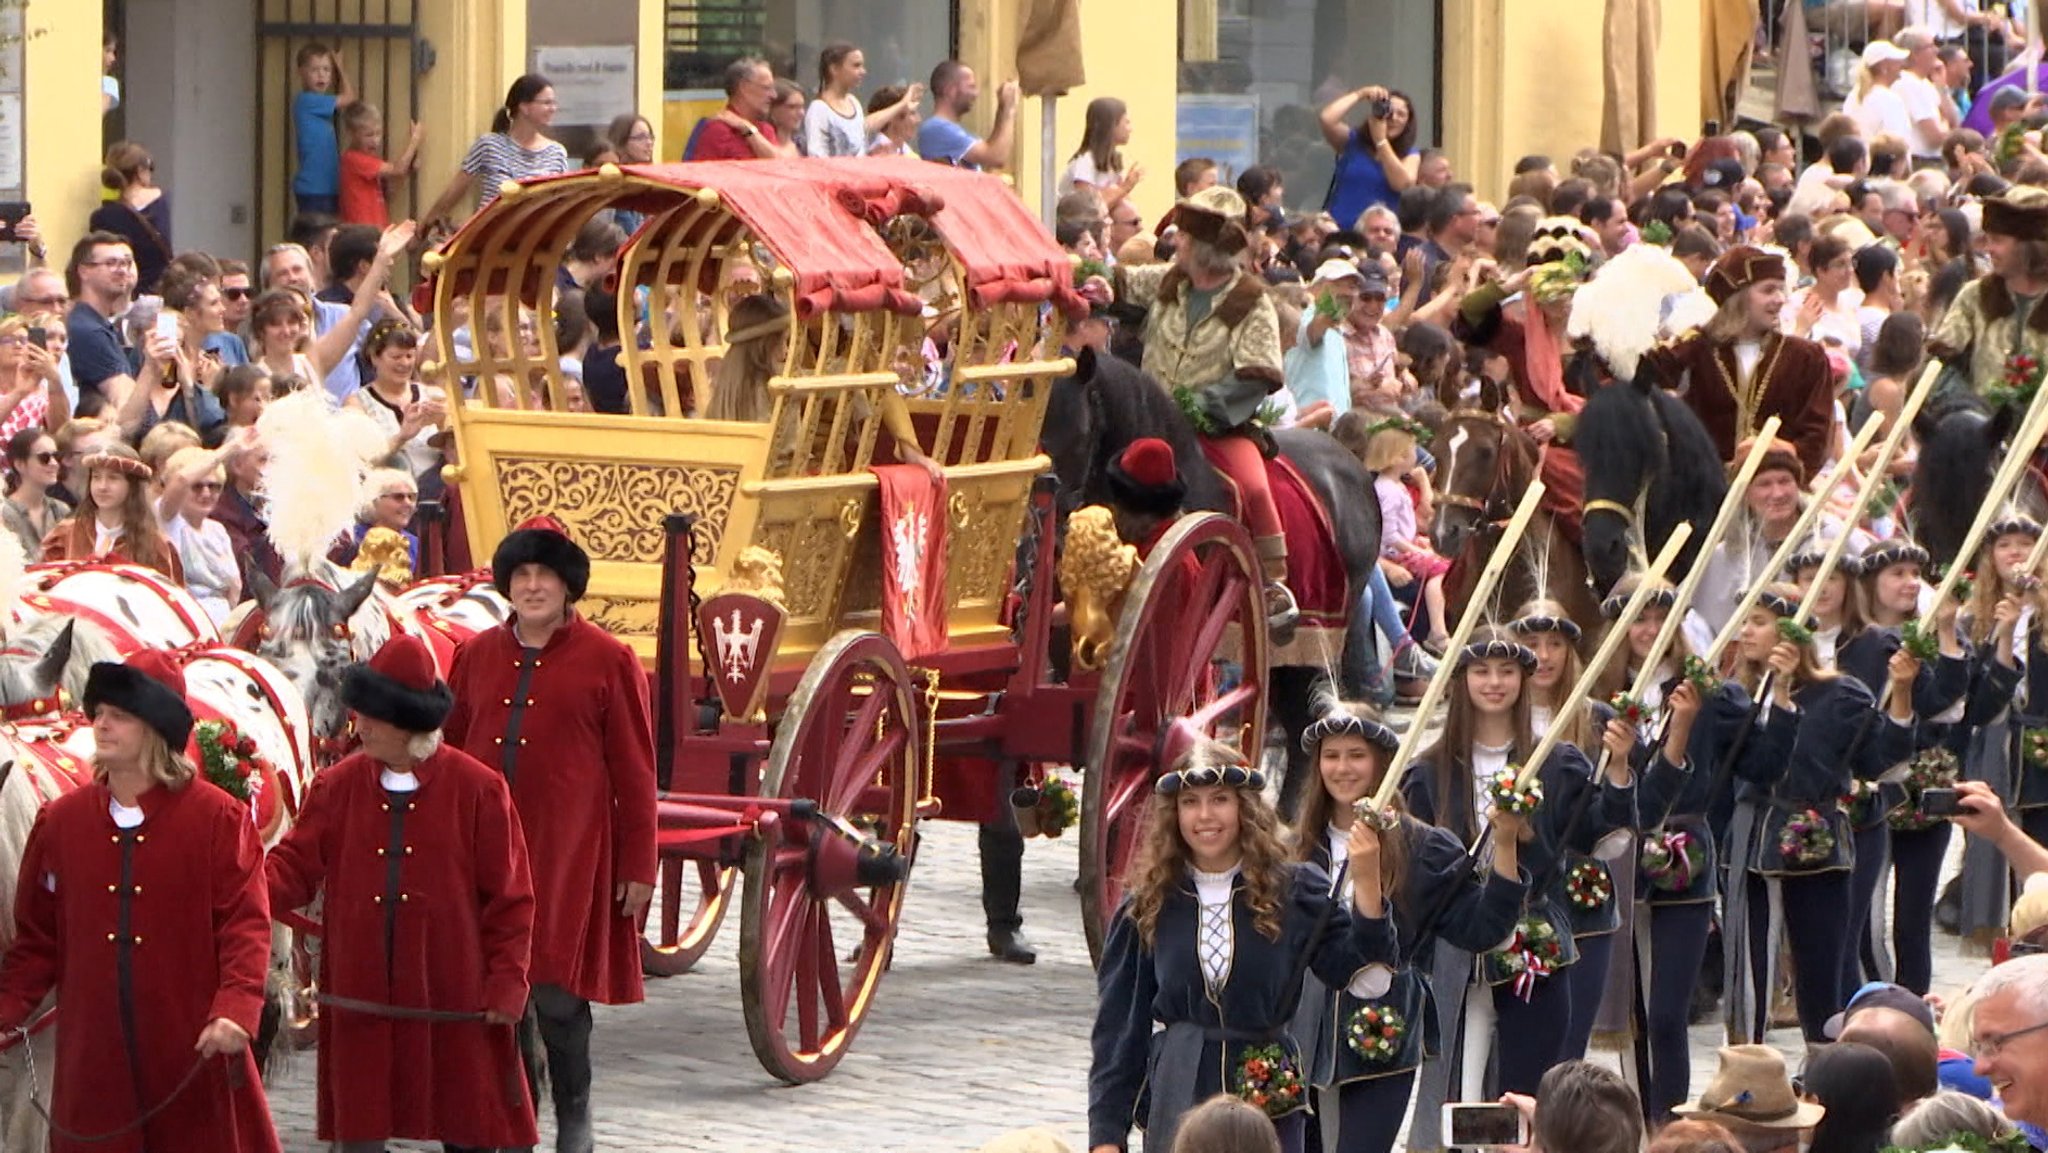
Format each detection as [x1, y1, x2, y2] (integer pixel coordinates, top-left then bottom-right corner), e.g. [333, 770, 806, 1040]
[84, 652, 193, 751]
[492, 516, 590, 602]
[341, 635, 454, 734]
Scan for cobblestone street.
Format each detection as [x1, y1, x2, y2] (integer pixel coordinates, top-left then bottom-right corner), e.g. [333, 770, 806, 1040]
[264, 814, 1995, 1152]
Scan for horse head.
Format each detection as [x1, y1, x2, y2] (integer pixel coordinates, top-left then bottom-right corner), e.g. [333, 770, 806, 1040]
[1046, 346, 1109, 514]
[248, 566, 382, 742]
[1911, 394, 2016, 566]
[1575, 375, 1666, 596]
[0, 618, 74, 714]
[1431, 376, 1533, 560]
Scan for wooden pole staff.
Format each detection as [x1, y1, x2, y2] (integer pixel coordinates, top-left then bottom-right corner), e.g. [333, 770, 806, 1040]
[1623, 418, 1784, 703]
[1369, 480, 1549, 812]
[1514, 523, 1692, 789]
[1705, 413, 1886, 665]
[1917, 385, 2048, 618]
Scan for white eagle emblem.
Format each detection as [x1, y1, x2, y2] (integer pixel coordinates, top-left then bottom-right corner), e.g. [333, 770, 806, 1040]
[891, 507, 929, 622]
[711, 610, 765, 682]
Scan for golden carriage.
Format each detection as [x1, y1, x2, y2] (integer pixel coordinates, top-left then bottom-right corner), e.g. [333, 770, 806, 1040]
[422, 158, 1270, 1083]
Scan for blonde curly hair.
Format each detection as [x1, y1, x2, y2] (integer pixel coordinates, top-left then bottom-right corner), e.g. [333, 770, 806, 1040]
[1124, 740, 1289, 949]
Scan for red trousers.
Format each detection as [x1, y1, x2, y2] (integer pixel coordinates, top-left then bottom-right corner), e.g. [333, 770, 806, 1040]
[1203, 433, 1283, 540]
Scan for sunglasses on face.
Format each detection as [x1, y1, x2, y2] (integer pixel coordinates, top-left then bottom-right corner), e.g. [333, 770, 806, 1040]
[190, 481, 222, 494]
[29, 452, 55, 465]
[222, 287, 252, 301]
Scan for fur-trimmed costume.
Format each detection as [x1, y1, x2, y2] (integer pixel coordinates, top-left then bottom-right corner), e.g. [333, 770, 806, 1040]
[1927, 273, 2048, 399]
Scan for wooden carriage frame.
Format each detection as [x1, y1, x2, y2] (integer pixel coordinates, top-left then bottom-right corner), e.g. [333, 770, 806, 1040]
[420, 158, 1271, 1085]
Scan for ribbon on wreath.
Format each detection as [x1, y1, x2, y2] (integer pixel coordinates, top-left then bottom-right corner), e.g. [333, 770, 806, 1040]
[1505, 924, 1555, 1002]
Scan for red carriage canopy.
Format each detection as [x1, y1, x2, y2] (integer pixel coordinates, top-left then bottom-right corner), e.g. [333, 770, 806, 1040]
[431, 158, 1088, 323]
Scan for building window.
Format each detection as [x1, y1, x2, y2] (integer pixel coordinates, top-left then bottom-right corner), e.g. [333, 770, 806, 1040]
[665, 0, 955, 100]
[1179, 0, 1437, 221]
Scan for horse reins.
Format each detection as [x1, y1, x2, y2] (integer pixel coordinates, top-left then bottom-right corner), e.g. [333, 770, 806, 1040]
[8, 1016, 212, 1145]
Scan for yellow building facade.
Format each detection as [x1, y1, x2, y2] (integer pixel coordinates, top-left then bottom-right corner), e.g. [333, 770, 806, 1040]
[26, 0, 1713, 273]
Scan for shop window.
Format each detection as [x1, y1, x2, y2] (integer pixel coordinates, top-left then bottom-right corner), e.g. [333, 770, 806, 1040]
[1179, 0, 1436, 219]
[665, 0, 955, 101]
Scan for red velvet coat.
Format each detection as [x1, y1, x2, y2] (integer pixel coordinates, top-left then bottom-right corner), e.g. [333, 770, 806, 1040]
[265, 745, 538, 1146]
[444, 612, 656, 1004]
[0, 779, 277, 1153]
[1643, 329, 1836, 478]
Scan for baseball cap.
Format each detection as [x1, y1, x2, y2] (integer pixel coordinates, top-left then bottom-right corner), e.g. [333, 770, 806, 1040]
[1822, 980, 1936, 1039]
[1861, 40, 1910, 68]
[1356, 265, 1392, 298]
[1310, 258, 1366, 287]
[1991, 86, 2034, 115]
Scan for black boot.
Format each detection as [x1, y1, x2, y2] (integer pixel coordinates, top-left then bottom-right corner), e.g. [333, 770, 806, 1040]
[532, 984, 595, 1153]
[980, 821, 1035, 964]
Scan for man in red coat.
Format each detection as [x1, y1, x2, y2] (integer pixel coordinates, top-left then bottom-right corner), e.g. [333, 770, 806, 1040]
[266, 634, 538, 1152]
[445, 516, 656, 1153]
[1641, 245, 1836, 478]
[0, 650, 278, 1153]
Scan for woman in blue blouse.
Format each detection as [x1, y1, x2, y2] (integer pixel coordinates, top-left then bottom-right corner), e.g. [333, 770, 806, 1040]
[1317, 85, 1420, 232]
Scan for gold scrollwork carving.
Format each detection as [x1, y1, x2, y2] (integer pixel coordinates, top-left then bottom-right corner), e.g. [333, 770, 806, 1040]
[839, 497, 864, 540]
[495, 458, 739, 564]
[948, 491, 970, 530]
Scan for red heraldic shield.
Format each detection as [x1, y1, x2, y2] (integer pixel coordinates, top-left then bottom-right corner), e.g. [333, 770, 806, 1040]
[872, 464, 949, 659]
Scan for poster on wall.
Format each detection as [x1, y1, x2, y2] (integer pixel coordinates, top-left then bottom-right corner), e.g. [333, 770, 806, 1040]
[531, 45, 636, 128]
[1176, 95, 1261, 185]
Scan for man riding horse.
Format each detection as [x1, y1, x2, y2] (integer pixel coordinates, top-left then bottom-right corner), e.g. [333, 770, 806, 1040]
[1929, 185, 2048, 397]
[1114, 185, 1297, 636]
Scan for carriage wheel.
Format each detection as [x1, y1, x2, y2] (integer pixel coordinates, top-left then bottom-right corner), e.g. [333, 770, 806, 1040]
[1078, 513, 1269, 963]
[739, 630, 919, 1084]
[640, 857, 737, 977]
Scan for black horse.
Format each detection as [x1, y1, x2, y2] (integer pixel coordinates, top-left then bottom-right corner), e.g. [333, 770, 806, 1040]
[1910, 391, 2033, 567]
[1044, 348, 1384, 814]
[1575, 373, 1728, 596]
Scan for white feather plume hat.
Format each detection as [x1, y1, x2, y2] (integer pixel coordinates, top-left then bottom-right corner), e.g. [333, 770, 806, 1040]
[256, 389, 395, 571]
[1566, 243, 1711, 383]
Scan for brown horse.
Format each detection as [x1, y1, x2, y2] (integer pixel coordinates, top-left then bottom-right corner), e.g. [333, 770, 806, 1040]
[1430, 385, 1603, 629]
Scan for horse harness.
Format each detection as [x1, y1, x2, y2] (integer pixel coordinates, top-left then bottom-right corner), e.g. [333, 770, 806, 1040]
[1437, 408, 1527, 526]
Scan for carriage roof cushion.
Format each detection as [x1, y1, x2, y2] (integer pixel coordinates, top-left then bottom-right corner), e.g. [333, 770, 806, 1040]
[428, 158, 1089, 324]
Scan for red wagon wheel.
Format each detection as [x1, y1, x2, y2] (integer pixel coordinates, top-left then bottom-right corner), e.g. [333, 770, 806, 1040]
[1078, 513, 1269, 963]
[641, 858, 737, 977]
[739, 630, 920, 1084]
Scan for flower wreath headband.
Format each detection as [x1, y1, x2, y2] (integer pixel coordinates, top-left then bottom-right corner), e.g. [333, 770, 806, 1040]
[1364, 414, 1433, 445]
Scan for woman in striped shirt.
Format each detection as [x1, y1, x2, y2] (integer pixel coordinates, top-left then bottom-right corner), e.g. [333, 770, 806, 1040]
[423, 73, 570, 229]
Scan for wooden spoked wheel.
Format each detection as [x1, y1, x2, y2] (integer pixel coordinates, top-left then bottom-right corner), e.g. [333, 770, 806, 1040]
[739, 630, 920, 1084]
[640, 857, 737, 977]
[1078, 513, 1269, 963]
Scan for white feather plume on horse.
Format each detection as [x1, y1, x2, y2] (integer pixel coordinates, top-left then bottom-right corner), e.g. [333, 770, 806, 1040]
[1567, 243, 1713, 383]
[257, 389, 391, 572]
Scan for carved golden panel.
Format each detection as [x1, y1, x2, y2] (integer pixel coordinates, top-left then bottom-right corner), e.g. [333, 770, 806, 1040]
[579, 595, 661, 638]
[496, 458, 739, 563]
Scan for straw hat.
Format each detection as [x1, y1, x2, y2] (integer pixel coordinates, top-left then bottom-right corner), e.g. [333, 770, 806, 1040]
[1672, 1045, 1826, 1130]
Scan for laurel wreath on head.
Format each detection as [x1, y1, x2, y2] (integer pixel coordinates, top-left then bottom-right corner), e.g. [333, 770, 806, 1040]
[1363, 414, 1434, 445]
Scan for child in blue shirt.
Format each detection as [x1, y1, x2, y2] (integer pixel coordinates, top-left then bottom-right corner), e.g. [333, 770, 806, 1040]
[291, 43, 356, 215]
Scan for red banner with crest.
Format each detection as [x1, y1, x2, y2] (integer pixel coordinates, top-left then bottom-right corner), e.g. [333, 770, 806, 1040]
[873, 464, 949, 660]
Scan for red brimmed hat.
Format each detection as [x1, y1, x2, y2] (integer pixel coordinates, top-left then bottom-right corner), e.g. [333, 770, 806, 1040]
[84, 650, 192, 749]
[1105, 438, 1187, 518]
[1705, 246, 1788, 306]
[491, 515, 590, 602]
[342, 635, 453, 734]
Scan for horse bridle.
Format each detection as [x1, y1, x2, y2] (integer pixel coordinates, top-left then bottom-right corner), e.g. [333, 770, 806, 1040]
[1438, 408, 1522, 525]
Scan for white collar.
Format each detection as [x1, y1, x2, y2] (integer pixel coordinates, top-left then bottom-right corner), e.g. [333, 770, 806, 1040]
[380, 767, 420, 793]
